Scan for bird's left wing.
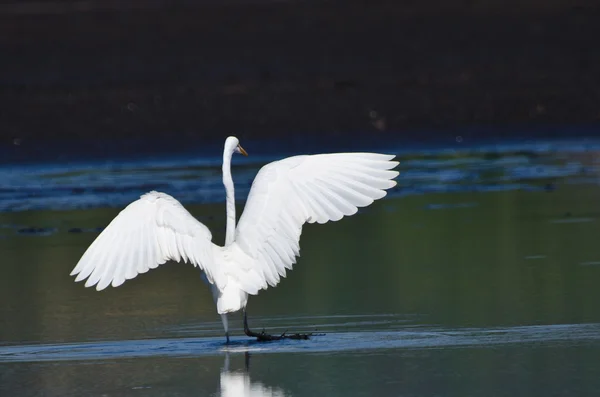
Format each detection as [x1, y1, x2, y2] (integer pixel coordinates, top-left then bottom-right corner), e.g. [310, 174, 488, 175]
[229, 153, 399, 292]
[70, 191, 221, 291]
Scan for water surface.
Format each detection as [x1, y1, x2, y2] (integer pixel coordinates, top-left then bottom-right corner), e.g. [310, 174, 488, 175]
[2, 138, 600, 396]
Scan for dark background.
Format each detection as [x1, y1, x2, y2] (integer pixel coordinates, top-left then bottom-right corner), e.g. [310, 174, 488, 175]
[1, 0, 600, 160]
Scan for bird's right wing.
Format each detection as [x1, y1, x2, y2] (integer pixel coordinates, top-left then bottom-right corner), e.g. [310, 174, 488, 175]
[70, 191, 221, 291]
[230, 153, 399, 292]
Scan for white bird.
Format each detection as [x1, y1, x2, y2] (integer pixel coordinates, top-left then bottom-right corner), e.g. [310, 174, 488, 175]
[70, 136, 399, 342]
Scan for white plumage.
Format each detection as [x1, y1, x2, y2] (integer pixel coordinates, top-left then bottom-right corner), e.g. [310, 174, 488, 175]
[71, 136, 399, 340]
[72, 192, 220, 290]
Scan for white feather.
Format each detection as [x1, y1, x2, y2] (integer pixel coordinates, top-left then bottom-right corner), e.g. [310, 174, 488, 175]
[232, 153, 399, 291]
[70, 191, 221, 291]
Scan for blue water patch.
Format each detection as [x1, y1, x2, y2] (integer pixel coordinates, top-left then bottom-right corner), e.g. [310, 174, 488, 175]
[1, 138, 600, 213]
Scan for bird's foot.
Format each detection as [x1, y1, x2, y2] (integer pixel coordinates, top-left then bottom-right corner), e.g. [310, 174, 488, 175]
[243, 310, 321, 342]
[244, 327, 314, 342]
[278, 329, 313, 340]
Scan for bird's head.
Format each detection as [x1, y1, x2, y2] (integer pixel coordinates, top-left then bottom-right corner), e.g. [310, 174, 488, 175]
[225, 136, 248, 157]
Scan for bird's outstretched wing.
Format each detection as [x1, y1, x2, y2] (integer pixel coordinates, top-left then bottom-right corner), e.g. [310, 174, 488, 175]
[231, 153, 399, 291]
[70, 191, 220, 291]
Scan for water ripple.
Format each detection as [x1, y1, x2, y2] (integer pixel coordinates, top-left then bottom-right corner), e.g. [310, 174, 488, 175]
[2, 138, 600, 213]
[2, 322, 599, 363]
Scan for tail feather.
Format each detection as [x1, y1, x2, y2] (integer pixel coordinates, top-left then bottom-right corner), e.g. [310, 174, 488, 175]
[217, 281, 248, 314]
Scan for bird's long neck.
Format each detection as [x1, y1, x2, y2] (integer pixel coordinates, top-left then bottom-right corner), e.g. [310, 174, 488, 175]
[223, 150, 236, 246]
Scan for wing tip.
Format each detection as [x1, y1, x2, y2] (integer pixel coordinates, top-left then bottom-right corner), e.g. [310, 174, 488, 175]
[74, 272, 88, 283]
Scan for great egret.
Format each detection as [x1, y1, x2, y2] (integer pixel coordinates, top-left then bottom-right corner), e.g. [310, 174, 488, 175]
[71, 136, 399, 342]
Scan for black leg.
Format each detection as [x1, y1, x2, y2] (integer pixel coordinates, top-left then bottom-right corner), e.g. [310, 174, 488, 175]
[243, 310, 313, 341]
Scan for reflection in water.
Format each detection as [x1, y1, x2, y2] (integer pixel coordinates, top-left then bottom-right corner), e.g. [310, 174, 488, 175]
[219, 353, 286, 397]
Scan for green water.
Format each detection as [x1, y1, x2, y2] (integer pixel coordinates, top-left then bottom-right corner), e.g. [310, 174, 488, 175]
[2, 187, 600, 396]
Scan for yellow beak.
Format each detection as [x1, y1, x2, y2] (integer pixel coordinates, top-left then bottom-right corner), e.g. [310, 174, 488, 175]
[238, 145, 248, 156]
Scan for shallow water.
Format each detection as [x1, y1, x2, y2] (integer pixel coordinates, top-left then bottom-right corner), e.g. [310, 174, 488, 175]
[3, 137, 600, 396]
